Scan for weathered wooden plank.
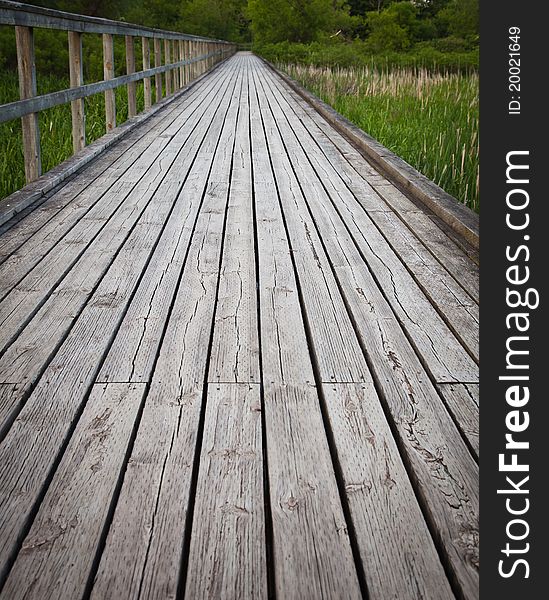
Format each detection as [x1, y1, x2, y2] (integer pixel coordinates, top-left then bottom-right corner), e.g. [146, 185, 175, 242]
[438, 383, 479, 459]
[1, 383, 145, 600]
[125, 35, 137, 118]
[184, 383, 267, 599]
[0, 62, 234, 355]
[258, 63, 477, 385]
[367, 209, 478, 359]
[142, 36, 152, 109]
[253, 56, 478, 598]
[0, 384, 19, 441]
[280, 79, 480, 300]
[97, 59, 242, 384]
[154, 37, 162, 102]
[0, 61, 237, 443]
[400, 210, 479, 300]
[15, 25, 41, 183]
[251, 59, 454, 598]
[324, 383, 455, 599]
[68, 30, 85, 153]
[90, 60, 245, 600]
[0, 58, 232, 280]
[0, 60, 244, 587]
[249, 61, 363, 600]
[179, 39, 185, 88]
[164, 38, 172, 96]
[208, 73, 259, 384]
[103, 33, 116, 132]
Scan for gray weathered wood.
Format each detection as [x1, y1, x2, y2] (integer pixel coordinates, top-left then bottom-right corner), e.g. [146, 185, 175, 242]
[184, 383, 267, 599]
[0, 64, 241, 585]
[103, 33, 116, 132]
[164, 38, 172, 95]
[154, 37, 162, 102]
[141, 36, 152, 109]
[0, 53, 479, 599]
[438, 383, 479, 459]
[0, 63, 227, 299]
[125, 35, 137, 118]
[96, 62, 238, 385]
[179, 39, 185, 88]
[68, 30, 85, 153]
[1, 383, 145, 600]
[278, 84, 480, 302]
[251, 59, 454, 599]
[259, 63, 477, 384]
[15, 25, 41, 183]
[249, 61, 363, 600]
[90, 59, 245, 600]
[208, 74, 259, 384]
[253, 56, 478, 598]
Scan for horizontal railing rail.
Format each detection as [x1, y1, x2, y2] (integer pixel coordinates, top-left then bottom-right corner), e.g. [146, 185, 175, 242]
[0, 0, 237, 186]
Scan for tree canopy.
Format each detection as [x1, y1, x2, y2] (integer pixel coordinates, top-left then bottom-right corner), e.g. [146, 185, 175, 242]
[0, 1, 479, 75]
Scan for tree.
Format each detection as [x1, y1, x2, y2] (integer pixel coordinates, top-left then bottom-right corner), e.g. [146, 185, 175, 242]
[248, 0, 349, 44]
[436, 0, 479, 39]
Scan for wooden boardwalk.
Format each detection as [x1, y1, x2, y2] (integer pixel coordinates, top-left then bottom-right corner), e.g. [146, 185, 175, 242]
[0, 53, 478, 599]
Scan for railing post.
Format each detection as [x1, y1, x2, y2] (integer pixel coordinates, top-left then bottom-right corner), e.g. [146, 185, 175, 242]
[179, 40, 185, 87]
[125, 35, 136, 118]
[142, 37, 152, 110]
[172, 40, 179, 90]
[68, 31, 85, 153]
[102, 33, 116, 132]
[164, 38, 172, 95]
[15, 25, 41, 183]
[154, 38, 162, 102]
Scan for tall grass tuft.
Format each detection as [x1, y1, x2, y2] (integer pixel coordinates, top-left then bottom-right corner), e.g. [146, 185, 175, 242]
[0, 73, 149, 202]
[281, 63, 479, 212]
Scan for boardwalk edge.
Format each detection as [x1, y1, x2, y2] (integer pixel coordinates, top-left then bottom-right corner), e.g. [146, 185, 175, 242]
[0, 56, 232, 229]
[262, 57, 479, 250]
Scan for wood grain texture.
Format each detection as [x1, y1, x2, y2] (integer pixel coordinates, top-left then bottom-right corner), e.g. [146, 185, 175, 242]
[258, 63, 477, 385]
[0, 59, 231, 296]
[438, 383, 479, 459]
[90, 60, 245, 600]
[15, 25, 41, 182]
[184, 383, 266, 599]
[0, 61, 234, 372]
[249, 63, 363, 600]
[142, 37, 151, 110]
[253, 56, 478, 598]
[208, 69, 259, 385]
[102, 33, 116, 132]
[1, 383, 145, 600]
[97, 59, 241, 384]
[0, 54, 478, 599]
[68, 31, 85, 153]
[0, 61, 243, 584]
[125, 36, 137, 118]
[251, 60, 454, 599]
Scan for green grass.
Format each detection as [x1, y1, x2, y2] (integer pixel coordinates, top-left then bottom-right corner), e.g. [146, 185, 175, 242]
[0, 73, 152, 201]
[280, 63, 479, 212]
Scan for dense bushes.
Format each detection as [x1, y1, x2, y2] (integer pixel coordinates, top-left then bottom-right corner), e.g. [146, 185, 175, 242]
[255, 39, 478, 72]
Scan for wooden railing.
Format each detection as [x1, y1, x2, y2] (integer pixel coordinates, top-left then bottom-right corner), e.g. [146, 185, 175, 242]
[0, 1, 236, 184]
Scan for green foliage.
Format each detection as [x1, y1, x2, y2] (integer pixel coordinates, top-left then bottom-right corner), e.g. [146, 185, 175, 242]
[179, 0, 249, 42]
[256, 39, 478, 72]
[436, 0, 479, 40]
[247, 0, 348, 44]
[282, 63, 479, 211]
